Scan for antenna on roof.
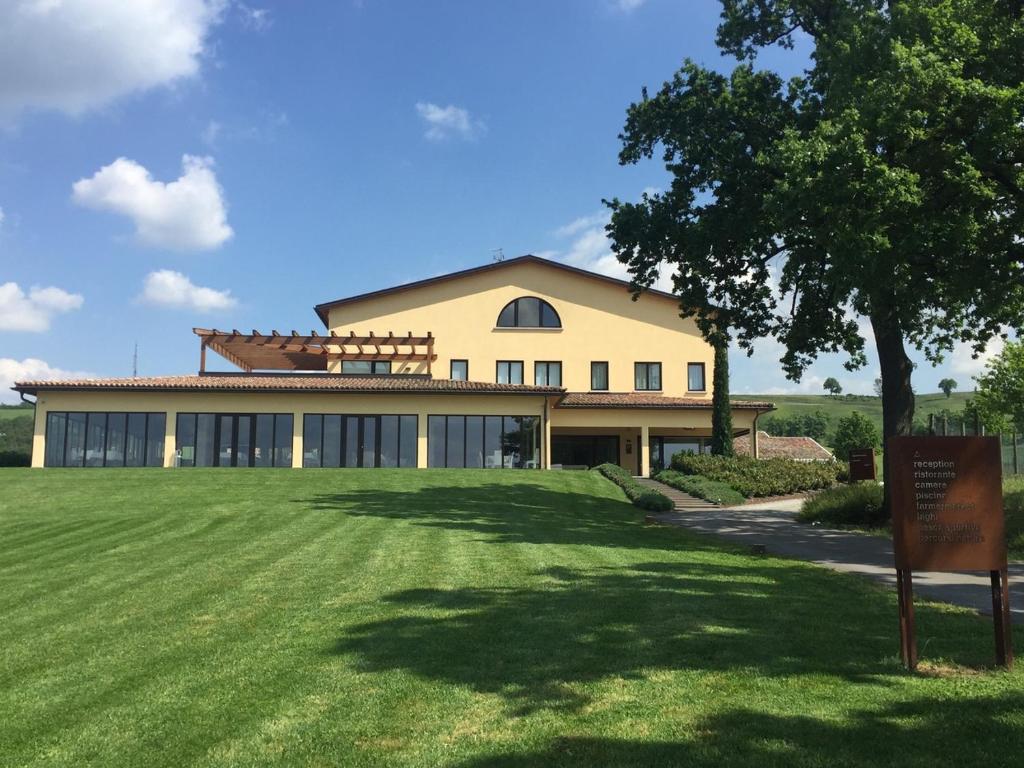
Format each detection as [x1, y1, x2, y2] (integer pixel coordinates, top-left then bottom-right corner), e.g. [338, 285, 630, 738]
[132, 342, 138, 378]
[491, 248, 504, 263]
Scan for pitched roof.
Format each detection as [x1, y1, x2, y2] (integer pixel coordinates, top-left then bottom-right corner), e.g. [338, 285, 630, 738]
[557, 392, 773, 410]
[13, 374, 562, 396]
[735, 430, 834, 461]
[313, 254, 681, 325]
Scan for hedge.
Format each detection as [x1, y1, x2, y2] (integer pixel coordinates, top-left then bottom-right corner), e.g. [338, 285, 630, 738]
[595, 463, 674, 512]
[655, 470, 746, 506]
[797, 483, 887, 527]
[670, 453, 841, 497]
[0, 450, 30, 467]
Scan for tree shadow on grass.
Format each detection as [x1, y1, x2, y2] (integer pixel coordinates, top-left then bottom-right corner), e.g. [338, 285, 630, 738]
[301, 481, 723, 551]
[331, 558, 1001, 716]
[453, 693, 1024, 767]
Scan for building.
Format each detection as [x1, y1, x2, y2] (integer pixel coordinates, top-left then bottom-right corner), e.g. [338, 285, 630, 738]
[734, 431, 833, 462]
[14, 255, 773, 475]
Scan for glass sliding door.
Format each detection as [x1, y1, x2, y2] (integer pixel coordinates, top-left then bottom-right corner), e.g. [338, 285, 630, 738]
[175, 413, 292, 467]
[302, 414, 417, 468]
[427, 414, 541, 469]
[43, 412, 165, 468]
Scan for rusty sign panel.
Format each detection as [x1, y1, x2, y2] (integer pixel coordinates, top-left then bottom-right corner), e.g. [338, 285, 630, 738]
[889, 436, 1007, 571]
[848, 448, 876, 481]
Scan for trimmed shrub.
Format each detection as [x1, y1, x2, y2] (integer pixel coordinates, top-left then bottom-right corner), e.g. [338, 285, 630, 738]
[1005, 477, 1024, 558]
[797, 483, 887, 527]
[595, 463, 674, 512]
[670, 453, 840, 497]
[655, 470, 746, 506]
[0, 450, 30, 467]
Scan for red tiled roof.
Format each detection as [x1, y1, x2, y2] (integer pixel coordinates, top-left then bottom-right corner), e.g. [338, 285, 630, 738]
[735, 431, 834, 461]
[557, 392, 774, 410]
[13, 375, 563, 396]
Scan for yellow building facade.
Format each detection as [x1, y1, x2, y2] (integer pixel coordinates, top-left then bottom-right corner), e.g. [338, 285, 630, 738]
[15, 256, 772, 476]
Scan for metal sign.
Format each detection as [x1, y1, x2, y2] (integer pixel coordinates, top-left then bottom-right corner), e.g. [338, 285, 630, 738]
[887, 435, 1012, 669]
[848, 448, 876, 482]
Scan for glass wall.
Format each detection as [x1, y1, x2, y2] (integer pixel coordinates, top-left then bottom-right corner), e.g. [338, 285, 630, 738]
[651, 436, 710, 472]
[176, 413, 293, 467]
[427, 415, 540, 468]
[44, 412, 166, 467]
[302, 414, 417, 468]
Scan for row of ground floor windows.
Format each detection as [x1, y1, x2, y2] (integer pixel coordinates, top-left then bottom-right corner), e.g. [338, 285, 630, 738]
[42, 411, 542, 468]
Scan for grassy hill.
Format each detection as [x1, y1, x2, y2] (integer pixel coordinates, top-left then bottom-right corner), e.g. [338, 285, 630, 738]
[732, 391, 976, 436]
[0, 404, 33, 421]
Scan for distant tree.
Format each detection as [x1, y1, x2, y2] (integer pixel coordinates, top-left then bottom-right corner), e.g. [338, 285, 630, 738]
[873, 378, 883, 399]
[938, 378, 958, 398]
[823, 377, 842, 397]
[833, 412, 881, 462]
[605, 1, 1024, 515]
[974, 340, 1024, 432]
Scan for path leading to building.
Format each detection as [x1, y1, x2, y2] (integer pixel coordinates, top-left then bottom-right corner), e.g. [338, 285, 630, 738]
[635, 477, 720, 512]
[641, 478, 1024, 623]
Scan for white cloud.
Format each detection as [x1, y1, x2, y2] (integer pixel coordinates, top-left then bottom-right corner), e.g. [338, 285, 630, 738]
[72, 154, 233, 251]
[614, 0, 647, 11]
[140, 269, 237, 312]
[0, 282, 84, 332]
[415, 102, 485, 141]
[951, 334, 1006, 377]
[0, 0, 227, 121]
[0, 358, 95, 404]
[546, 208, 674, 293]
[236, 3, 271, 31]
[0, 206, 5, 229]
[201, 119, 222, 146]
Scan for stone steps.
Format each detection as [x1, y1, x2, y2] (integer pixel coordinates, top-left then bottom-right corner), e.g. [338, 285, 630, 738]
[635, 477, 721, 512]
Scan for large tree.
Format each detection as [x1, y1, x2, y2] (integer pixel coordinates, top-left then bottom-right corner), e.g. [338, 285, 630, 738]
[606, 0, 1024, 509]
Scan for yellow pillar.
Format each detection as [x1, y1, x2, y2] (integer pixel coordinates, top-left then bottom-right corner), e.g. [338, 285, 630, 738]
[30, 400, 45, 468]
[543, 399, 552, 469]
[417, 410, 429, 468]
[291, 410, 303, 468]
[641, 424, 651, 477]
[163, 410, 177, 467]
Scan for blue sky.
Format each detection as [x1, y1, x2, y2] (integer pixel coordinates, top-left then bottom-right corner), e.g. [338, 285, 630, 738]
[0, 0, 1001, 402]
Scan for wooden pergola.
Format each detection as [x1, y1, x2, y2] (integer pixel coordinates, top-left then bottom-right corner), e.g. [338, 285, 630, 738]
[194, 328, 436, 373]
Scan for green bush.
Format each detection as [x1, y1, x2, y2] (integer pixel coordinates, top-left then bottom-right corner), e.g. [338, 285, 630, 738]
[832, 411, 881, 461]
[0, 450, 30, 467]
[655, 470, 746, 506]
[670, 453, 840, 497]
[1004, 477, 1024, 558]
[595, 463, 674, 512]
[797, 482, 887, 527]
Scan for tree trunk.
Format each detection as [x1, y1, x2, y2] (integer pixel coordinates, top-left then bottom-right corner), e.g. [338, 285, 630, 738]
[870, 309, 916, 515]
[710, 338, 734, 456]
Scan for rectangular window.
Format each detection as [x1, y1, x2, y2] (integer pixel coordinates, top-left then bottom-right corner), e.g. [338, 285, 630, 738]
[450, 359, 468, 380]
[496, 360, 524, 385]
[399, 415, 418, 468]
[43, 412, 165, 468]
[323, 415, 342, 467]
[426, 414, 541, 469]
[634, 362, 662, 391]
[534, 361, 562, 387]
[687, 362, 707, 392]
[175, 413, 292, 468]
[590, 362, 609, 391]
[303, 414, 322, 468]
[341, 360, 392, 375]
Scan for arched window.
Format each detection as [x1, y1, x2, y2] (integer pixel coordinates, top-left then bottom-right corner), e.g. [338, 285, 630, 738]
[496, 297, 561, 328]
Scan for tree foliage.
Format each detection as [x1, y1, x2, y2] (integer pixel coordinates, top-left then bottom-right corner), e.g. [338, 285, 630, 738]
[974, 340, 1024, 431]
[833, 411, 882, 461]
[761, 410, 830, 441]
[938, 377, 958, 397]
[605, 0, 1024, 459]
[710, 339, 734, 455]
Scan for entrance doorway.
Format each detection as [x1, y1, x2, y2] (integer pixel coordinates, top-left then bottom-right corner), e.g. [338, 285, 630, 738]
[551, 435, 620, 468]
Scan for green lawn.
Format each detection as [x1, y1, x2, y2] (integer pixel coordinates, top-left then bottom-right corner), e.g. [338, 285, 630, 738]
[2, 469, 1023, 767]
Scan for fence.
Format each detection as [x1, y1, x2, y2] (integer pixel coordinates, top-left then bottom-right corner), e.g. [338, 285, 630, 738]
[923, 413, 1022, 475]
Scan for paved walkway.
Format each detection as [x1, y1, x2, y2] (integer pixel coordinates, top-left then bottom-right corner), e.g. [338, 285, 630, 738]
[642, 480, 1024, 623]
[636, 477, 720, 512]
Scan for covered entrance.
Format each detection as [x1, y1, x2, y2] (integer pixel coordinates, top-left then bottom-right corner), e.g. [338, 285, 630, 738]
[551, 434, 620, 468]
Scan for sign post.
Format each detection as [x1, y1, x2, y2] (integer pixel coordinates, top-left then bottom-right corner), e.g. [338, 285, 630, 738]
[848, 448, 876, 482]
[888, 436, 1012, 669]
